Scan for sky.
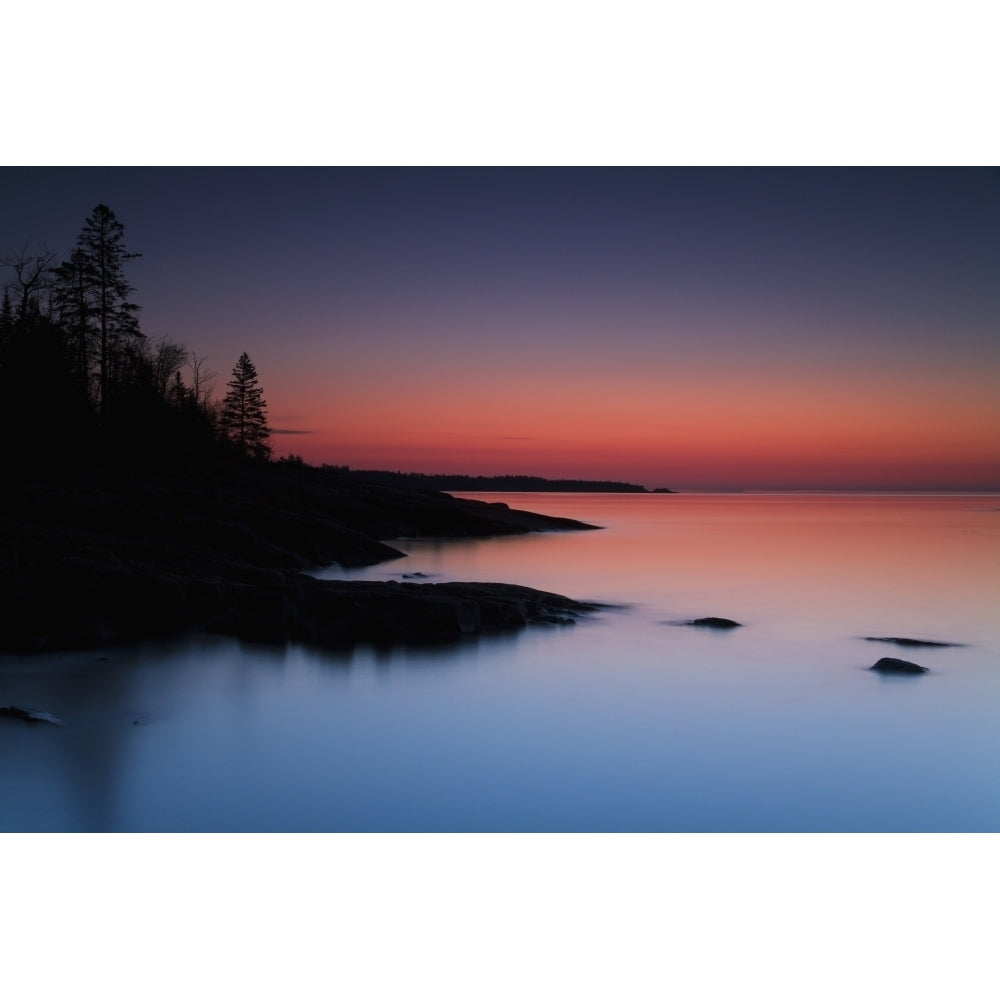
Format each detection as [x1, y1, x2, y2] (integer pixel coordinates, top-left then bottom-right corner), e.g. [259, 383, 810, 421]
[2, 166, 999, 490]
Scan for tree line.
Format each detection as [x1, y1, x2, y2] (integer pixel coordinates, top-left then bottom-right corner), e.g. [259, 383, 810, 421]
[331, 469, 653, 492]
[1, 204, 271, 465]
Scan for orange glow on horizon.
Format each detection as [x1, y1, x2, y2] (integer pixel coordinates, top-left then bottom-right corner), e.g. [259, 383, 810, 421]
[266, 343, 1000, 491]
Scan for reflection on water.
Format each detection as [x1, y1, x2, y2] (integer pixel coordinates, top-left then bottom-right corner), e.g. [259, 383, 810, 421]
[2, 494, 998, 831]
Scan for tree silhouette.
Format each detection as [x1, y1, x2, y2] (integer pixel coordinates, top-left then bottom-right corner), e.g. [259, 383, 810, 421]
[51, 246, 96, 392]
[186, 351, 216, 407]
[220, 352, 271, 460]
[1, 245, 55, 321]
[3, 203, 237, 466]
[149, 335, 188, 398]
[0, 289, 12, 336]
[52, 204, 142, 417]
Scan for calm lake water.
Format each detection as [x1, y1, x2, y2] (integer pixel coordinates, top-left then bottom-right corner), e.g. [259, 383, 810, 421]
[2, 493, 998, 832]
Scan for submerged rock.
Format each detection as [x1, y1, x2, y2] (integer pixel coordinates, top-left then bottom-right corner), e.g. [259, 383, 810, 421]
[865, 637, 960, 648]
[0, 705, 64, 725]
[869, 656, 929, 675]
[685, 617, 742, 629]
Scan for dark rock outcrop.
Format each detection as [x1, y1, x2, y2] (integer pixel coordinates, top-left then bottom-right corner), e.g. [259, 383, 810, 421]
[869, 656, 929, 675]
[685, 617, 742, 629]
[0, 706, 64, 725]
[1, 462, 599, 654]
[208, 579, 596, 648]
[864, 637, 961, 648]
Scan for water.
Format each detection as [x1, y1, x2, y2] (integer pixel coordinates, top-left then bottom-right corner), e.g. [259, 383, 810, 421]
[2, 493, 998, 831]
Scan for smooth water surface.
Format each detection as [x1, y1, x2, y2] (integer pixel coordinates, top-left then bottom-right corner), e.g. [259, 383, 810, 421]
[2, 493, 998, 831]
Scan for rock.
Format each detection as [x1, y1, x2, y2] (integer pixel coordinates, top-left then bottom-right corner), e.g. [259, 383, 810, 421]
[1, 462, 599, 654]
[864, 637, 960, 648]
[869, 656, 929, 675]
[0, 705, 64, 725]
[208, 579, 596, 649]
[686, 617, 742, 629]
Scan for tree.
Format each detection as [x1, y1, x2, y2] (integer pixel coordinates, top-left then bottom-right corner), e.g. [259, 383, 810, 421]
[51, 246, 96, 392]
[0, 289, 12, 337]
[220, 352, 271, 460]
[186, 351, 216, 407]
[1, 245, 55, 321]
[149, 335, 188, 398]
[52, 204, 142, 416]
[168, 370, 188, 407]
[0, 311, 93, 461]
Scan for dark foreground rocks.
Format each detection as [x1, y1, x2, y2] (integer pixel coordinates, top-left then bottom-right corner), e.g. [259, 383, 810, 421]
[0, 706, 64, 725]
[210, 579, 597, 648]
[1, 461, 599, 654]
[870, 656, 929, 675]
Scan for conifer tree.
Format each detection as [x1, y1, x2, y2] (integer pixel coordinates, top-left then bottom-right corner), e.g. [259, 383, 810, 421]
[168, 370, 189, 408]
[51, 246, 95, 390]
[220, 352, 271, 459]
[0, 289, 13, 384]
[0, 289, 12, 336]
[52, 204, 142, 415]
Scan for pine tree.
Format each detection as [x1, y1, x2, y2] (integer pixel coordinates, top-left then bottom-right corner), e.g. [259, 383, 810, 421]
[0, 289, 13, 381]
[0, 289, 13, 336]
[51, 246, 96, 391]
[52, 204, 142, 416]
[168, 370, 189, 408]
[220, 352, 271, 460]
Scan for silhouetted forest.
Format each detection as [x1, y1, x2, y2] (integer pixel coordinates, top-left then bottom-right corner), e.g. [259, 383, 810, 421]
[0, 205, 623, 655]
[2, 204, 667, 492]
[328, 468, 657, 492]
[1, 204, 269, 468]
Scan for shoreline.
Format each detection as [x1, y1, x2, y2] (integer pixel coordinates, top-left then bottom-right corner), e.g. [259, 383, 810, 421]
[1, 460, 599, 655]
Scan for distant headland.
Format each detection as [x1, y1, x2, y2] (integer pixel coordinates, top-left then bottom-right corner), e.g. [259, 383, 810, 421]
[329, 467, 675, 494]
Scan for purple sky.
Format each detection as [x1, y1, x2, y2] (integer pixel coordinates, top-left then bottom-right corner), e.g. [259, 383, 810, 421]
[3, 167, 998, 488]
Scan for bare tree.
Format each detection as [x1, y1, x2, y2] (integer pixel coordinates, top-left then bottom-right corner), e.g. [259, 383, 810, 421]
[1, 244, 56, 320]
[186, 352, 217, 406]
[149, 335, 188, 398]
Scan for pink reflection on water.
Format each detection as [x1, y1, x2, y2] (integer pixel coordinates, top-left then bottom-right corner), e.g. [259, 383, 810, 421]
[439, 493, 1000, 643]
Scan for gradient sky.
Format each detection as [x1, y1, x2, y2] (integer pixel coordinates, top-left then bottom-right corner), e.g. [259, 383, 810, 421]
[3, 167, 998, 490]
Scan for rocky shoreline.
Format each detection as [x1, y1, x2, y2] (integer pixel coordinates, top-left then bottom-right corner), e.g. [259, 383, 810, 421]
[1, 461, 599, 653]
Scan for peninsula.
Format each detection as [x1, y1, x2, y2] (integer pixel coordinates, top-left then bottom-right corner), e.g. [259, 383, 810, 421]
[0, 203, 601, 656]
[2, 459, 600, 654]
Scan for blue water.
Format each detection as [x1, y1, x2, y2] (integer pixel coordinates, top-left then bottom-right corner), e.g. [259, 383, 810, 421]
[2, 494, 998, 831]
